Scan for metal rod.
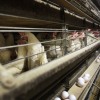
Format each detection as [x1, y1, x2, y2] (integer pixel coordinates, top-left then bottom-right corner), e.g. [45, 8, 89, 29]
[0, 31, 98, 50]
[87, 34, 98, 40]
[92, 83, 100, 90]
[0, 38, 68, 50]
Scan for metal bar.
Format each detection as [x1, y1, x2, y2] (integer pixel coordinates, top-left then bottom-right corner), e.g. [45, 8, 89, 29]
[92, 83, 100, 90]
[87, 34, 98, 40]
[71, 0, 100, 22]
[0, 0, 98, 28]
[0, 26, 84, 31]
[0, 38, 69, 50]
[0, 31, 98, 50]
[48, 0, 100, 25]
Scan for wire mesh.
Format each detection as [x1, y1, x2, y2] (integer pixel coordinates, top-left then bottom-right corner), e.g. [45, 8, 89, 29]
[0, 30, 99, 69]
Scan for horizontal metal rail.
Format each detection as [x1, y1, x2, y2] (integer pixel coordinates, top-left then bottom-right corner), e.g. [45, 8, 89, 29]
[0, 0, 99, 28]
[71, 0, 100, 22]
[92, 83, 100, 90]
[48, 0, 100, 25]
[0, 31, 99, 50]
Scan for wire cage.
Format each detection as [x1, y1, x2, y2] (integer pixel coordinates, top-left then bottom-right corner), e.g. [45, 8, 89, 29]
[0, 28, 99, 100]
[0, 28, 99, 76]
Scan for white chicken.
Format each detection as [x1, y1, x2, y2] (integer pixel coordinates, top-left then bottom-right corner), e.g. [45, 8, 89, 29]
[0, 32, 48, 75]
[87, 33, 96, 45]
[67, 32, 81, 52]
[73, 39, 81, 50]
[48, 45, 63, 59]
[17, 32, 48, 69]
[27, 32, 48, 69]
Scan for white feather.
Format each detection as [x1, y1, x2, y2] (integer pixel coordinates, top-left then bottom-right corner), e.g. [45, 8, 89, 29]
[26, 32, 48, 69]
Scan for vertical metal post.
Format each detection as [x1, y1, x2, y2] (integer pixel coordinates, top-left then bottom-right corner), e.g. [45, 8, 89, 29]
[84, 29, 88, 46]
[62, 25, 68, 55]
[55, 37, 57, 58]
[82, 18, 87, 46]
[60, 7, 69, 55]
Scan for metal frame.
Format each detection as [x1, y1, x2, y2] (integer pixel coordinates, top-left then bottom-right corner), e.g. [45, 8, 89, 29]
[0, 0, 99, 28]
[47, 0, 100, 25]
[0, 40, 99, 100]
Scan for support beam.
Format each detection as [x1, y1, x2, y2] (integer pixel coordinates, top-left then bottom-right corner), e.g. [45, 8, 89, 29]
[0, 0, 98, 29]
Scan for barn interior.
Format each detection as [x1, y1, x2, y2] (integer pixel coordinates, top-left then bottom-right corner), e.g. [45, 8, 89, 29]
[0, 0, 100, 100]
